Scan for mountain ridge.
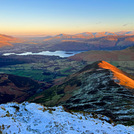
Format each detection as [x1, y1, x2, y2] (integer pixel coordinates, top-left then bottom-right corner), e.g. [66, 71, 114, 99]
[98, 61, 134, 89]
[44, 31, 134, 41]
[42, 34, 134, 51]
[30, 61, 134, 125]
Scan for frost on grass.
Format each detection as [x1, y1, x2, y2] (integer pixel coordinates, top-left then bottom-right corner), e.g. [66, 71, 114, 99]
[0, 102, 133, 134]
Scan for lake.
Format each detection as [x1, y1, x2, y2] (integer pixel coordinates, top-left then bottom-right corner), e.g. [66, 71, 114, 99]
[3, 51, 85, 58]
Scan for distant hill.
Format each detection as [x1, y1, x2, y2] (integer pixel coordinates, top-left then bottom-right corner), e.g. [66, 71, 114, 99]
[0, 73, 41, 103]
[0, 34, 17, 47]
[30, 61, 134, 125]
[69, 46, 134, 61]
[0, 34, 40, 52]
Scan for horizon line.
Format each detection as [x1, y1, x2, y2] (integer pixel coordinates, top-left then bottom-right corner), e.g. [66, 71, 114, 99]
[5, 30, 134, 37]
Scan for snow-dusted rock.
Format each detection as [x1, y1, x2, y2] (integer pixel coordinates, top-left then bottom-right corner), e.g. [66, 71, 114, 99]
[0, 102, 133, 134]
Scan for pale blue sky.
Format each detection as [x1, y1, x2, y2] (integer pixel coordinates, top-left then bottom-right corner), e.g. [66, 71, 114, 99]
[0, 0, 134, 35]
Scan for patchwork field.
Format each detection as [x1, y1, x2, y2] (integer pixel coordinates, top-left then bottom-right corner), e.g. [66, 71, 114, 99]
[0, 55, 87, 82]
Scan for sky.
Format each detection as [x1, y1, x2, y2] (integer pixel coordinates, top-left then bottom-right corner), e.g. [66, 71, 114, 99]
[0, 0, 134, 36]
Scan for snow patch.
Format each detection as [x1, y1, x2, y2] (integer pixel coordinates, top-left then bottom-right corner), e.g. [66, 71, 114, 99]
[0, 102, 133, 134]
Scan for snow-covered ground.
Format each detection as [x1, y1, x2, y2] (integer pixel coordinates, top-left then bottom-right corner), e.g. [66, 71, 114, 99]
[0, 102, 133, 134]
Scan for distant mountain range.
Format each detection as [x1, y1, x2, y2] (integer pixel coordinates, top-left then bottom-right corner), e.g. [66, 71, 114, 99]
[0, 31, 134, 52]
[42, 32, 134, 51]
[44, 31, 134, 41]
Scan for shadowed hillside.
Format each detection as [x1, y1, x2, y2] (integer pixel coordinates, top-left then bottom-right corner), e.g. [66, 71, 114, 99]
[0, 73, 42, 103]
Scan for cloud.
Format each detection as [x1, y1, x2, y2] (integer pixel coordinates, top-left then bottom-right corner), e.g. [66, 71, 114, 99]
[96, 22, 101, 24]
[122, 24, 128, 27]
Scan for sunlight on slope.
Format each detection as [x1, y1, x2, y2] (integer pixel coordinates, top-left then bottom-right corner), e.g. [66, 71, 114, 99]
[99, 61, 134, 89]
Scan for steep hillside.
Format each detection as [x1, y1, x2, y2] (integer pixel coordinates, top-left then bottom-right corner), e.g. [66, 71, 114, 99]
[0, 73, 41, 103]
[98, 61, 134, 88]
[30, 61, 134, 125]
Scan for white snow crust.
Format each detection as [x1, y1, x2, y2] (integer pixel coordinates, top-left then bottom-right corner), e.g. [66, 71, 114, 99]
[0, 102, 133, 134]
